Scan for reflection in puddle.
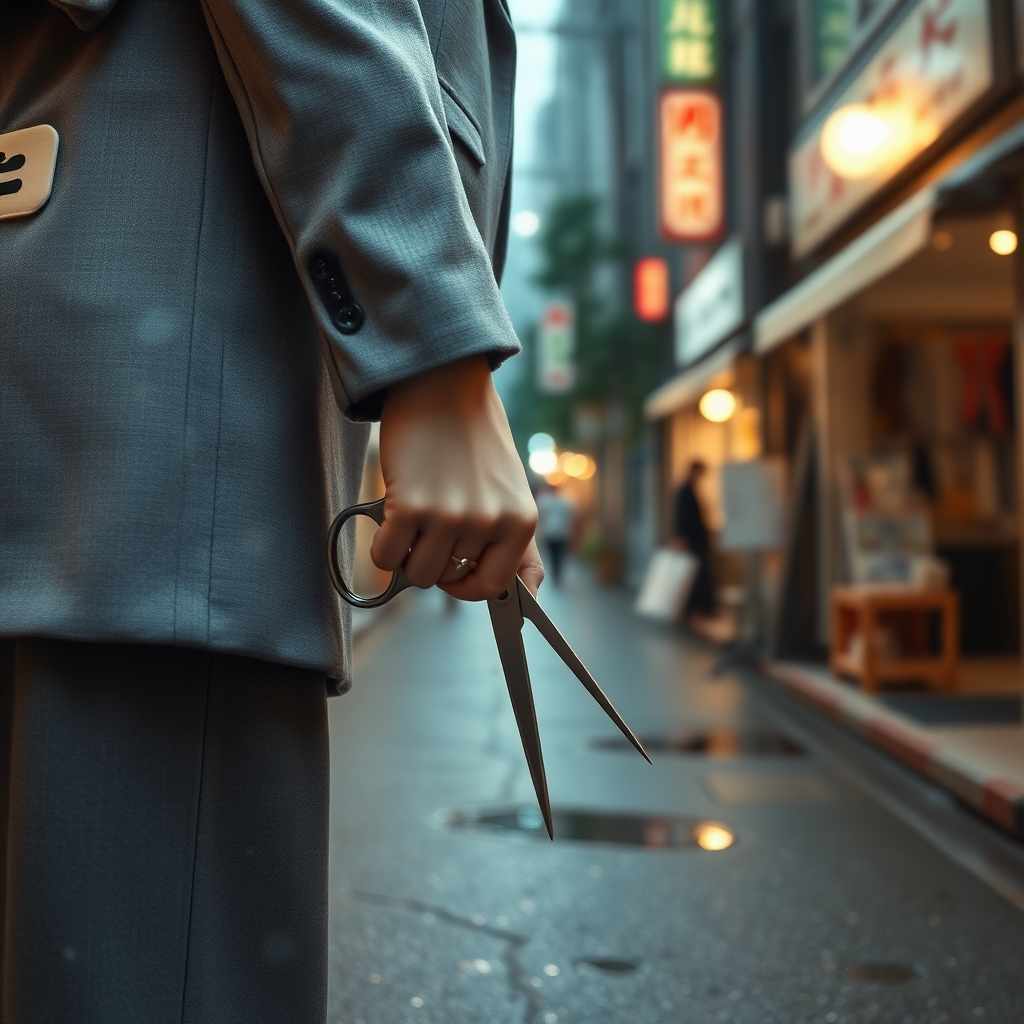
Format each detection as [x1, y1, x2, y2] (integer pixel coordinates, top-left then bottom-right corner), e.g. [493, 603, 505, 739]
[845, 961, 921, 984]
[592, 728, 804, 757]
[437, 804, 736, 849]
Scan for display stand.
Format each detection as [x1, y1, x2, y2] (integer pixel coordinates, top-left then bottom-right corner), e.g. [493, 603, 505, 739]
[830, 585, 959, 693]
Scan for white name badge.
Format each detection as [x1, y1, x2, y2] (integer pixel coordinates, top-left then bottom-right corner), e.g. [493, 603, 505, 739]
[0, 125, 60, 221]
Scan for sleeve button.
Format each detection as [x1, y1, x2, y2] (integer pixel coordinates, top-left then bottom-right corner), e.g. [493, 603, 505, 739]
[333, 304, 364, 334]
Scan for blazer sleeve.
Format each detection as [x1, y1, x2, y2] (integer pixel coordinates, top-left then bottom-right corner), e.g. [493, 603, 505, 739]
[199, 0, 521, 419]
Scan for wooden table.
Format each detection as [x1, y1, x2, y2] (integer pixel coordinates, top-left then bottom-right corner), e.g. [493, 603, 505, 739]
[830, 586, 959, 694]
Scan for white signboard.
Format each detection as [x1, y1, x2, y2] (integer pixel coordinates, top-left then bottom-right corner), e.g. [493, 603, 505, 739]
[789, 0, 993, 257]
[659, 89, 724, 241]
[720, 459, 786, 551]
[675, 236, 744, 367]
[537, 300, 575, 394]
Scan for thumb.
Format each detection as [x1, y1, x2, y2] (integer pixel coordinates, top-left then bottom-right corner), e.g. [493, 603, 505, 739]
[517, 537, 545, 598]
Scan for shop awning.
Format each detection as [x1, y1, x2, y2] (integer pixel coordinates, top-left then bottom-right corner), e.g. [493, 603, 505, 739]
[643, 334, 745, 421]
[753, 186, 937, 355]
[754, 117, 1024, 356]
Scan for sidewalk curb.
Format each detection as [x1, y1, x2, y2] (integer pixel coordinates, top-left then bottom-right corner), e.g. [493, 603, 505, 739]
[761, 659, 1024, 839]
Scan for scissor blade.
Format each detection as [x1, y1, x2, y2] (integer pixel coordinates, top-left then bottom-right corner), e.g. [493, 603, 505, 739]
[487, 589, 554, 840]
[515, 578, 652, 764]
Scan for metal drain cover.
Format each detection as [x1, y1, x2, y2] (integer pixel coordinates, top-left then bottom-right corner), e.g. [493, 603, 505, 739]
[593, 728, 804, 757]
[845, 961, 922, 983]
[437, 804, 735, 849]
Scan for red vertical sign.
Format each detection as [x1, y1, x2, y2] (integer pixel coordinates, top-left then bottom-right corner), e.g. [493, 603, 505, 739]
[634, 257, 670, 321]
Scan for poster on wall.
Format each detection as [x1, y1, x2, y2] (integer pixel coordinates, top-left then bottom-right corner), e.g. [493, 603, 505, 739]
[537, 300, 575, 394]
[659, 89, 724, 242]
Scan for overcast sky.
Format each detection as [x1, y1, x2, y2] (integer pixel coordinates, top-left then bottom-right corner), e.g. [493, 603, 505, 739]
[497, 0, 563, 399]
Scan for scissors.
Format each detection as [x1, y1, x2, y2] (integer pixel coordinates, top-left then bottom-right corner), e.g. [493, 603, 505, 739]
[328, 497, 651, 839]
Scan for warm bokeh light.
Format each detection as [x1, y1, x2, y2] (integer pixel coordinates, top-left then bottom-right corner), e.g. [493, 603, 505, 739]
[989, 229, 1017, 255]
[699, 388, 736, 423]
[512, 210, 541, 236]
[931, 230, 953, 251]
[694, 823, 735, 851]
[527, 432, 555, 454]
[820, 103, 895, 179]
[564, 453, 591, 478]
[528, 450, 558, 475]
[543, 470, 566, 486]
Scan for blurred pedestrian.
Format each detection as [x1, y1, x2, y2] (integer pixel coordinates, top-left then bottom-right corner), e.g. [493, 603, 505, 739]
[672, 460, 716, 617]
[0, 2, 541, 1022]
[536, 483, 577, 585]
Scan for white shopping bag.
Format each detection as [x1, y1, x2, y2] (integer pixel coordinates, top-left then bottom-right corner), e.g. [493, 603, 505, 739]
[634, 548, 699, 622]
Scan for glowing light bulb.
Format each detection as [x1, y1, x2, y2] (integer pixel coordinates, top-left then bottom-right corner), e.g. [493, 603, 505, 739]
[695, 824, 734, 851]
[820, 103, 895, 180]
[699, 389, 736, 423]
[990, 230, 1017, 255]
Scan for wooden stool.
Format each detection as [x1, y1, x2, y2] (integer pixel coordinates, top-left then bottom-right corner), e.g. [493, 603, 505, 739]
[830, 586, 959, 694]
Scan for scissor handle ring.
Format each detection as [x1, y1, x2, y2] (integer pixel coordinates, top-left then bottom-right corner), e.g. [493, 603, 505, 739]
[327, 497, 412, 609]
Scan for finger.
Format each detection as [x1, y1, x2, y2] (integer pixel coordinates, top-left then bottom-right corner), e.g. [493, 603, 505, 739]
[402, 520, 462, 589]
[437, 529, 489, 586]
[517, 538, 545, 597]
[369, 501, 421, 572]
[441, 521, 533, 602]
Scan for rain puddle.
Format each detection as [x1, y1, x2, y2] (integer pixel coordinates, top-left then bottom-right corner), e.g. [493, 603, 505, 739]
[437, 804, 735, 849]
[592, 728, 804, 757]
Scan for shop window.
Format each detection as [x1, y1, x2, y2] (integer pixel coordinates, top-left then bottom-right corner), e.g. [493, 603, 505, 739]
[841, 330, 1020, 654]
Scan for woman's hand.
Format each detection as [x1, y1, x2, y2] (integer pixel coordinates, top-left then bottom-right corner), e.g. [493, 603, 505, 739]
[371, 356, 544, 600]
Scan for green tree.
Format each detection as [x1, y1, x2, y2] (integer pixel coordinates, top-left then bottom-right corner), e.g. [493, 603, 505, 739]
[510, 195, 662, 450]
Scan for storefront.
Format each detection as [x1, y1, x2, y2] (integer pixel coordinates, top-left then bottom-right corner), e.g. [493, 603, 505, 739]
[760, 0, 1024, 699]
[643, 237, 762, 636]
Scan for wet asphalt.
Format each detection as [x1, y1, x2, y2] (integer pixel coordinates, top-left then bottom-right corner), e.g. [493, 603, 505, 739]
[326, 570, 1024, 1024]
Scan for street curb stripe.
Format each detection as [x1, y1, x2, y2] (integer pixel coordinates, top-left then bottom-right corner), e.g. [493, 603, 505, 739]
[865, 716, 937, 774]
[761, 659, 1024, 839]
[981, 778, 1024, 834]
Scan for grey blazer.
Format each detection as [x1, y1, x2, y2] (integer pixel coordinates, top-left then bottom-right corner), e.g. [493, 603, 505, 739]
[0, 0, 519, 689]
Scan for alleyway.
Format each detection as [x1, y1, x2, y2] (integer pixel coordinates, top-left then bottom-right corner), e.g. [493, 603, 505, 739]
[326, 573, 1024, 1024]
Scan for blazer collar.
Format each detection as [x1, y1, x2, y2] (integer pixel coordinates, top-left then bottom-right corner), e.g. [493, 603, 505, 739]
[48, 0, 119, 30]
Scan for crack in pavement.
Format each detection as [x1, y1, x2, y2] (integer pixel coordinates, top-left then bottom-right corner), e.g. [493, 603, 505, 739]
[335, 888, 546, 1024]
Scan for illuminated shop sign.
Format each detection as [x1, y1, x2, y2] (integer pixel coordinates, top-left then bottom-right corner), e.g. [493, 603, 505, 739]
[634, 258, 671, 322]
[659, 90, 723, 242]
[675, 236, 743, 367]
[537, 300, 575, 394]
[659, 0, 719, 83]
[789, 0, 993, 257]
